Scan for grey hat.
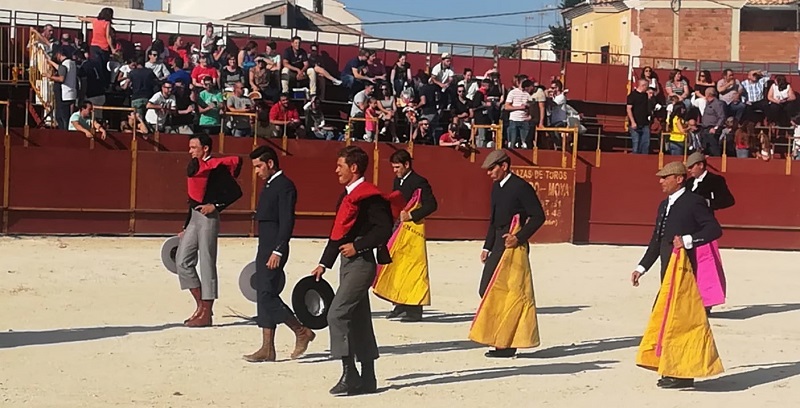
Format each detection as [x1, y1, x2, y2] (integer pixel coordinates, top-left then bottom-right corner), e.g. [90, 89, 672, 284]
[481, 149, 510, 169]
[685, 152, 706, 168]
[655, 161, 688, 177]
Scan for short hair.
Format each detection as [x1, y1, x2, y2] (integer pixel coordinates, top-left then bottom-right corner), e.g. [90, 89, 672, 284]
[249, 145, 280, 169]
[520, 79, 533, 89]
[291, 36, 301, 42]
[338, 146, 368, 176]
[79, 101, 93, 111]
[279, 92, 290, 99]
[704, 87, 718, 98]
[389, 149, 412, 166]
[190, 133, 213, 151]
[463, 68, 473, 75]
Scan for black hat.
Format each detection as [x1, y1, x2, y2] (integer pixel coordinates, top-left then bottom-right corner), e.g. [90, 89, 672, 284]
[292, 276, 336, 330]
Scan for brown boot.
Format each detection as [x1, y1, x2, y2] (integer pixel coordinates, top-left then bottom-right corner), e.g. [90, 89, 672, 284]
[184, 287, 203, 324]
[185, 299, 213, 327]
[284, 315, 315, 359]
[242, 328, 276, 362]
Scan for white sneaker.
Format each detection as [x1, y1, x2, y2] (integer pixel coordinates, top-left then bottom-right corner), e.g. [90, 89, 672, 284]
[332, 79, 343, 86]
[521, 142, 528, 149]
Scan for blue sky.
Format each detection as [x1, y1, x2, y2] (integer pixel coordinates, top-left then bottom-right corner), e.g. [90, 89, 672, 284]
[142, 0, 562, 46]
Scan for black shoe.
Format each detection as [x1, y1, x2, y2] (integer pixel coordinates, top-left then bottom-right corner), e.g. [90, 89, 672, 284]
[484, 348, 517, 358]
[348, 360, 377, 395]
[329, 358, 363, 395]
[657, 377, 694, 389]
[400, 312, 422, 322]
[386, 306, 405, 319]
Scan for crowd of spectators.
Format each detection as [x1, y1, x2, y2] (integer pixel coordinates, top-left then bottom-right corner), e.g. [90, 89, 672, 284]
[628, 67, 800, 160]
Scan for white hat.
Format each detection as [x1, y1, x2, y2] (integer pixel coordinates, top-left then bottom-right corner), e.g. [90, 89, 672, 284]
[441, 52, 451, 59]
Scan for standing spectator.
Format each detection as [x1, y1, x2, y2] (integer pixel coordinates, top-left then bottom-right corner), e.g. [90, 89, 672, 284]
[627, 79, 651, 154]
[200, 23, 216, 55]
[417, 73, 440, 135]
[281, 36, 316, 96]
[376, 84, 396, 140]
[129, 57, 159, 120]
[505, 79, 532, 149]
[548, 79, 569, 148]
[700, 88, 726, 156]
[365, 52, 386, 84]
[45, 47, 78, 130]
[639, 66, 661, 99]
[238, 41, 258, 81]
[472, 79, 492, 147]
[78, 8, 113, 66]
[766, 74, 797, 126]
[166, 35, 189, 67]
[741, 70, 769, 124]
[269, 93, 303, 139]
[666, 103, 688, 156]
[716, 69, 745, 122]
[167, 81, 195, 134]
[390, 53, 412, 96]
[145, 82, 177, 133]
[226, 82, 254, 137]
[79, 56, 109, 121]
[459, 68, 479, 101]
[430, 53, 455, 110]
[197, 76, 223, 135]
[69, 101, 106, 139]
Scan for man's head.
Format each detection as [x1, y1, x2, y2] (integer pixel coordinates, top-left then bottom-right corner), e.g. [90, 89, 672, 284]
[189, 134, 213, 159]
[457, 84, 466, 98]
[279, 93, 290, 107]
[723, 69, 734, 81]
[389, 149, 413, 178]
[336, 146, 369, 185]
[481, 150, 511, 182]
[250, 145, 280, 180]
[234, 81, 245, 96]
[161, 81, 173, 96]
[291, 36, 301, 50]
[704, 87, 718, 102]
[636, 78, 649, 92]
[363, 82, 374, 95]
[685, 152, 707, 178]
[417, 117, 430, 132]
[521, 79, 534, 93]
[463, 68, 473, 82]
[655, 161, 687, 195]
[202, 75, 215, 91]
[79, 101, 94, 118]
[440, 53, 451, 68]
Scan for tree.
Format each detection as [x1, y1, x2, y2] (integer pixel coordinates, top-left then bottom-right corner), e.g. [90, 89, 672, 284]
[496, 45, 521, 59]
[549, 0, 583, 61]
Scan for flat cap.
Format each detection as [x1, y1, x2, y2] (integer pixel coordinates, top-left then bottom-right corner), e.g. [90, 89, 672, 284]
[685, 152, 706, 168]
[481, 149, 510, 169]
[656, 161, 687, 177]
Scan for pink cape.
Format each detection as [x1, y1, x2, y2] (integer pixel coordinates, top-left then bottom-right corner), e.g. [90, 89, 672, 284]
[694, 240, 727, 307]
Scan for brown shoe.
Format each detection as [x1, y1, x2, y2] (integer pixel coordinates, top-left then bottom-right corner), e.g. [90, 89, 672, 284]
[185, 299, 213, 327]
[184, 287, 203, 324]
[243, 328, 276, 362]
[284, 315, 315, 359]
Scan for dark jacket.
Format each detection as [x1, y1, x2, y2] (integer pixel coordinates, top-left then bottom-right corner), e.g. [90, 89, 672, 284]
[255, 171, 296, 257]
[393, 171, 438, 222]
[483, 173, 546, 251]
[319, 192, 394, 268]
[686, 171, 735, 211]
[638, 189, 722, 279]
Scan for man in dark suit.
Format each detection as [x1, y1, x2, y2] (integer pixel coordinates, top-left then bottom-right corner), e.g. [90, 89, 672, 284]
[385, 149, 438, 322]
[243, 146, 315, 363]
[631, 161, 722, 389]
[479, 149, 546, 358]
[311, 146, 395, 396]
[685, 152, 735, 211]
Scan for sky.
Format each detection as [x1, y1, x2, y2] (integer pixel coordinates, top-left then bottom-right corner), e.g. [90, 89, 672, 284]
[141, 0, 562, 46]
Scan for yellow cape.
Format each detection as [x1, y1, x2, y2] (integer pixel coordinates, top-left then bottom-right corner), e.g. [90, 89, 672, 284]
[468, 215, 540, 349]
[636, 248, 724, 378]
[372, 189, 431, 306]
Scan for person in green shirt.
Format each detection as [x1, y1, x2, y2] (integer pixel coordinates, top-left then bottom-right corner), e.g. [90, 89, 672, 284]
[197, 75, 224, 135]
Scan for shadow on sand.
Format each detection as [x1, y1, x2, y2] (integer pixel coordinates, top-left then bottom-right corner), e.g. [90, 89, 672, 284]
[710, 303, 800, 320]
[517, 336, 642, 359]
[693, 361, 800, 392]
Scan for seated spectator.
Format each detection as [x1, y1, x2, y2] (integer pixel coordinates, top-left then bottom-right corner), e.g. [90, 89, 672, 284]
[220, 55, 245, 94]
[411, 116, 434, 145]
[281, 36, 317, 96]
[251, 57, 279, 102]
[741, 70, 769, 124]
[472, 79, 493, 147]
[452, 84, 472, 125]
[340, 48, 372, 97]
[717, 69, 745, 122]
[639, 66, 661, 99]
[304, 96, 335, 140]
[145, 82, 177, 133]
[145, 48, 170, 81]
[376, 84, 396, 140]
[664, 69, 691, 109]
[166, 35, 189, 67]
[548, 79, 570, 148]
[390, 53, 412, 96]
[459, 68, 479, 101]
[238, 41, 258, 80]
[197, 76, 224, 135]
[307, 42, 342, 86]
[226, 82, 254, 137]
[128, 57, 159, 121]
[766, 74, 796, 126]
[264, 41, 281, 73]
[191, 55, 219, 90]
[269, 93, 303, 138]
[691, 70, 714, 116]
[167, 56, 191, 86]
[438, 122, 471, 154]
[365, 51, 386, 84]
[69, 101, 106, 139]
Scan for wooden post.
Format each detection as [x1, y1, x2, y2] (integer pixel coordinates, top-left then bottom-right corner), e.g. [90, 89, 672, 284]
[128, 132, 138, 234]
[2, 102, 10, 234]
[595, 126, 602, 168]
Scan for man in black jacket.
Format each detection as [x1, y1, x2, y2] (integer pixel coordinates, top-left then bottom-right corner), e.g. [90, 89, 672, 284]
[479, 149, 546, 358]
[176, 133, 243, 328]
[630, 161, 722, 389]
[311, 146, 395, 396]
[385, 149, 438, 322]
[243, 146, 315, 363]
[685, 152, 735, 211]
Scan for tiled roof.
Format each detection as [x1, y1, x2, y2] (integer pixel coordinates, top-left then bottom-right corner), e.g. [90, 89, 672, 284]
[746, 0, 797, 4]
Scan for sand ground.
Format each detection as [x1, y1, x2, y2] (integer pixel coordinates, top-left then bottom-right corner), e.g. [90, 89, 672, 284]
[1, 236, 798, 407]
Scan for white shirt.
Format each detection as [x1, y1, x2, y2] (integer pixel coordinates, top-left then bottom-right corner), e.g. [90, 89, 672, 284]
[399, 171, 412, 186]
[59, 59, 78, 101]
[430, 62, 454, 85]
[458, 79, 479, 100]
[145, 91, 176, 127]
[507, 88, 531, 122]
[635, 187, 694, 274]
[692, 170, 707, 192]
[499, 172, 512, 187]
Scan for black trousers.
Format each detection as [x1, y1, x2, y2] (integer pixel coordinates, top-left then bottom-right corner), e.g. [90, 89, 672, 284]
[255, 239, 292, 329]
[327, 254, 379, 361]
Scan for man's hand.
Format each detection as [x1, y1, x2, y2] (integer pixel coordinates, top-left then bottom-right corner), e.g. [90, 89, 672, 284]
[480, 250, 489, 264]
[297, 71, 305, 80]
[178, 229, 184, 238]
[502, 233, 519, 248]
[83, 130, 93, 138]
[195, 204, 216, 215]
[98, 128, 107, 140]
[266, 253, 281, 270]
[399, 210, 411, 222]
[673, 235, 684, 249]
[631, 271, 642, 287]
[311, 265, 325, 281]
[339, 243, 356, 257]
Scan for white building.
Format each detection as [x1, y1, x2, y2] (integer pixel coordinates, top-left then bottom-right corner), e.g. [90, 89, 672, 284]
[517, 31, 557, 62]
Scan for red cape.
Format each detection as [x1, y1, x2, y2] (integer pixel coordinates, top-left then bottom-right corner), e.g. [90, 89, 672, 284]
[330, 182, 405, 240]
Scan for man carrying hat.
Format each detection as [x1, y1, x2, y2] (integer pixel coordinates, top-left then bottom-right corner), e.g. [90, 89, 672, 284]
[476, 149, 546, 358]
[685, 151, 734, 314]
[630, 161, 722, 389]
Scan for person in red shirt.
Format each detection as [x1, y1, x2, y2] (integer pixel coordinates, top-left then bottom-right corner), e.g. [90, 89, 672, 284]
[191, 55, 219, 89]
[269, 93, 304, 138]
[166, 34, 189, 67]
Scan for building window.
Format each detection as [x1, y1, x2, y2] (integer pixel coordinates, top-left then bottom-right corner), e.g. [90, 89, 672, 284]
[313, 0, 323, 14]
[264, 15, 282, 27]
[740, 8, 798, 31]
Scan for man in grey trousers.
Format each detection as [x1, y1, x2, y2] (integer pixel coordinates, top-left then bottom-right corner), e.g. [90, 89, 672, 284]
[311, 146, 395, 396]
[177, 133, 243, 327]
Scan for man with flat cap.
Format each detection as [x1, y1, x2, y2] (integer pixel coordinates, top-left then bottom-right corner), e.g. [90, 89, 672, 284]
[630, 161, 722, 389]
[477, 149, 546, 358]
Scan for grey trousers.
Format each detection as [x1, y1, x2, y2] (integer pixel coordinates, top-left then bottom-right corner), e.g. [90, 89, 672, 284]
[327, 254, 379, 361]
[176, 209, 220, 300]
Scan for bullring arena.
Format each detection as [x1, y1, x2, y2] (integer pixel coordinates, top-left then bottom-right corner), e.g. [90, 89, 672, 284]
[2, 237, 799, 407]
